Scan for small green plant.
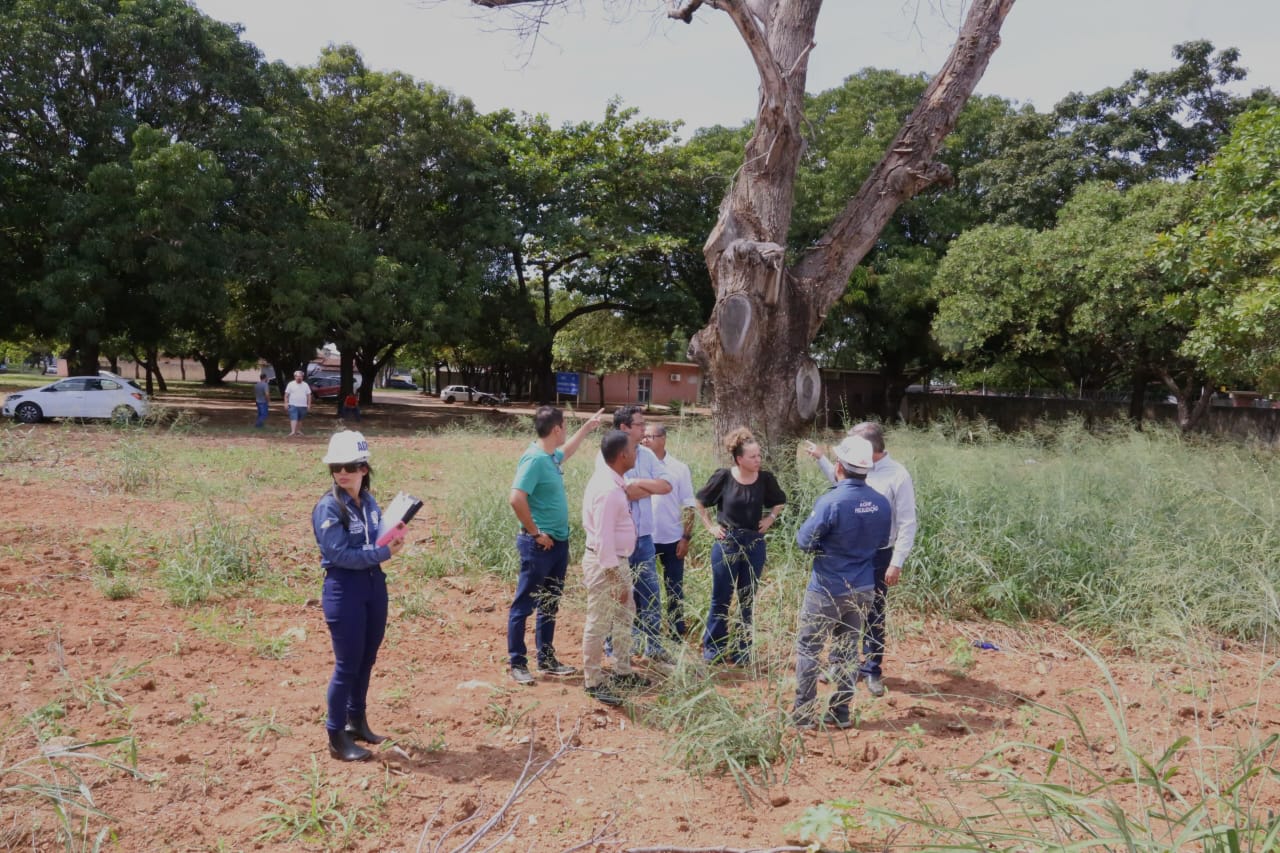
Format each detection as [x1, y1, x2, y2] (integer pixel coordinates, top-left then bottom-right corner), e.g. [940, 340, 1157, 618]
[244, 709, 291, 743]
[485, 697, 539, 731]
[947, 637, 976, 674]
[102, 439, 158, 493]
[91, 541, 141, 600]
[784, 798, 864, 849]
[183, 693, 210, 727]
[256, 757, 365, 848]
[23, 701, 70, 742]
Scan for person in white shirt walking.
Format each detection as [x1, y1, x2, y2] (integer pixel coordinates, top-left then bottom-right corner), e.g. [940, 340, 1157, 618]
[284, 370, 313, 437]
[642, 423, 696, 640]
[806, 421, 917, 696]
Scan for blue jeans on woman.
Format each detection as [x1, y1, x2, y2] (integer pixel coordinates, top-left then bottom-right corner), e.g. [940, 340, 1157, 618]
[322, 568, 388, 732]
[702, 530, 765, 663]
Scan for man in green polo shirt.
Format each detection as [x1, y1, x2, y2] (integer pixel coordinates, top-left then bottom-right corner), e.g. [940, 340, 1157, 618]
[507, 404, 605, 684]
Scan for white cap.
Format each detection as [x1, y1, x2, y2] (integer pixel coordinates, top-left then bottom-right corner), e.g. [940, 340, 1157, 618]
[834, 435, 874, 474]
[322, 430, 370, 465]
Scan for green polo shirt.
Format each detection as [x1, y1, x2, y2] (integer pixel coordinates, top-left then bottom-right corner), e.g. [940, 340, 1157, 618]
[511, 444, 568, 540]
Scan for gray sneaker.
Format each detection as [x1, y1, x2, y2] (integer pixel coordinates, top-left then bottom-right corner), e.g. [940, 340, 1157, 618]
[864, 674, 886, 697]
[510, 666, 535, 686]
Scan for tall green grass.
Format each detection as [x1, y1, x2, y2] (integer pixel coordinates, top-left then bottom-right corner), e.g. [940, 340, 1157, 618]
[896, 417, 1280, 645]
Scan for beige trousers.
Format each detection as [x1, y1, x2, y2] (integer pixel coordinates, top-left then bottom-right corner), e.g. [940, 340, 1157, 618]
[581, 547, 636, 688]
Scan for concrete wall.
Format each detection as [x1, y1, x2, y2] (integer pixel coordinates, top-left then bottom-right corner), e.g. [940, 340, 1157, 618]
[577, 362, 702, 407]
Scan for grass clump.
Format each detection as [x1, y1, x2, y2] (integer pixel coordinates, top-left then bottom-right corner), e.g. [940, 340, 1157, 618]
[90, 542, 140, 601]
[0, 734, 147, 851]
[159, 513, 265, 606]
[645, 660, 797, 802]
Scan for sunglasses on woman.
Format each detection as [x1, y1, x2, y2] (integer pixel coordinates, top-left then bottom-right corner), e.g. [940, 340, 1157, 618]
[329, 462, 366, 474]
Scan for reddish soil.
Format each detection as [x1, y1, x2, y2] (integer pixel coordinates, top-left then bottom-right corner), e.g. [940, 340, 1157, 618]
[2, 392, 1277, 851]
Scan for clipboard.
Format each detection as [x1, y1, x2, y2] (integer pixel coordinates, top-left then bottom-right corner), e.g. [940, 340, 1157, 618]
[377, 492, 423, 546]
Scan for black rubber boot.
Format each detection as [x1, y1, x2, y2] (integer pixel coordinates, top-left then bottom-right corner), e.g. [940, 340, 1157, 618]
[344, 712, 387, 745]
[327, 728, 372, 762]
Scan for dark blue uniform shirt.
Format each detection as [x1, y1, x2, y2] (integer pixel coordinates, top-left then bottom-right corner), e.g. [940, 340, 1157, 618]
[312, 490, 392, 570]
[795, 478, 891, 595]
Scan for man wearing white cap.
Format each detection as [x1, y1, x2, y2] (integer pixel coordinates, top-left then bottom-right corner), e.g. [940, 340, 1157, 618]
[791, 435, 891, 730]
[806, 422, 916, 697]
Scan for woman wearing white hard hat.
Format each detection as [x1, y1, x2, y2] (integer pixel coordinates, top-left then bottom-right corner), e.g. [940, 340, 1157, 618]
[311, 430, 404, 761]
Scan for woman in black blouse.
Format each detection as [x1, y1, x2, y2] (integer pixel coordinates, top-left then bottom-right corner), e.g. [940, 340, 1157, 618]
[695, 427, 787, 664]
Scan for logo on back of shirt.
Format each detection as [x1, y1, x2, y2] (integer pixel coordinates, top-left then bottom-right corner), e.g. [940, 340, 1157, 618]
[853, 500, 881, 514]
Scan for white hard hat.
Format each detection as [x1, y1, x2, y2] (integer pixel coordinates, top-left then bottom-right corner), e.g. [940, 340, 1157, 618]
[322, 430, 370, 465]
[834, 435, 874, 474]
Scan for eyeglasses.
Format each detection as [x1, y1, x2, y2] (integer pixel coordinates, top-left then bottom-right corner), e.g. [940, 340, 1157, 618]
[328, 462, 365, 474]
[642, 434, 661, 441]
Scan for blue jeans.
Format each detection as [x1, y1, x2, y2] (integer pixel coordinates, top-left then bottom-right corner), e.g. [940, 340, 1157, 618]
[254, 400, 269, 428]
[702, 530, 765, 663]
[322, 568, 388, 732]
[653, 539, 687, 637]
[795, 586, 874, 716]
[629, 535, 664, 656]
[860, 549, 892, 678]
[507, 534, 569, 668]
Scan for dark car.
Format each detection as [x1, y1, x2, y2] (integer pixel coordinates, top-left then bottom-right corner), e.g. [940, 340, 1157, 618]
[384, 377, 418, 390]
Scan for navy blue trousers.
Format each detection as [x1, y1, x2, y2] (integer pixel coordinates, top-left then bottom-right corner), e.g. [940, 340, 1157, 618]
[507, 534, 568, 668]
[322, 568, 387, 732]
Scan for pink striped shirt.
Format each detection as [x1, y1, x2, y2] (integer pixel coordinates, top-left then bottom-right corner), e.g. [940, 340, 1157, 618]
[582, 463, 636, 568]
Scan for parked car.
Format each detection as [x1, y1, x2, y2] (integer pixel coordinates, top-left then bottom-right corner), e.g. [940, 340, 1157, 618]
[306, 374, 343, 400]
[384, 376, 418, 390]
[3, 375, 149, 424]
[440, 384, 498, 404]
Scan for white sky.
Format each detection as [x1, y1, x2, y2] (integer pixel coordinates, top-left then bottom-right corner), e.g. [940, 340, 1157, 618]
[193, 0, 1280, 133]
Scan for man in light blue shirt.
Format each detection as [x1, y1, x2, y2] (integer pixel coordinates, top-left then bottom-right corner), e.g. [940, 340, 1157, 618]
[608, 406, 675, 661]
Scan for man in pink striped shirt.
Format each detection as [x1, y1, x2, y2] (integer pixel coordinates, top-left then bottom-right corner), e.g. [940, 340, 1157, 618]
[580, 430, 641, 706]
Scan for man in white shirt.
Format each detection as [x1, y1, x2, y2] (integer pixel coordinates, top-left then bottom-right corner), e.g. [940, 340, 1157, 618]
[284, 370, 312, 437]
[806, 421, 917, 696]
[642, 423, 696, 639]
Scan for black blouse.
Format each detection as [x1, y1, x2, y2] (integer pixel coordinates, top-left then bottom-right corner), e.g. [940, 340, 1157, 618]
[696, 468, 787, 531]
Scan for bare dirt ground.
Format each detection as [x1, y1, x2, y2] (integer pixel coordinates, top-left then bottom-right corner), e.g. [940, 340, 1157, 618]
[2, 391, 1278, 852]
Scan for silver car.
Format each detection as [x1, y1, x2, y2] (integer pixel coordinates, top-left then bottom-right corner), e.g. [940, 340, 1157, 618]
[3, 373, 149, 423]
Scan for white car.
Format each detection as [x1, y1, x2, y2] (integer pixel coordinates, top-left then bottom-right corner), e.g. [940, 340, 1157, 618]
[440, 384, 498, 404]
[3, 373, 149, 424]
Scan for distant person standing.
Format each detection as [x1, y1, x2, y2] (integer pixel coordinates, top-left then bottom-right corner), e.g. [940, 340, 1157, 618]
[284, 370, 312, 437]
[253, 373, 271, 429]
[806, 421, 917, 696]
[643, 423, 696, 640]
[506, 405, 605, 685]
[341, 391, 360, 423]
[694, 427, 787, 665]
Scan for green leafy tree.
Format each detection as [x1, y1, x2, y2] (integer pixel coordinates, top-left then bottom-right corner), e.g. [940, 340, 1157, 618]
[1158, 106, 1280, 389]
[551, 297, 670, 403]
[935, 180, 1208, 427]
[485, 103, 707, 401]
[973, 41, 1276, 229]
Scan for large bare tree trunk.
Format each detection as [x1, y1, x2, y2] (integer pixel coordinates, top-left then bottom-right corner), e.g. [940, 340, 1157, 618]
[685, 0, 1015, 446]
[471, 0, 1016, 446]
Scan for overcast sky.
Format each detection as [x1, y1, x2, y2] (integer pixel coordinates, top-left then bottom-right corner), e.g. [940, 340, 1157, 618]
[193, 0, 1280, 133]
